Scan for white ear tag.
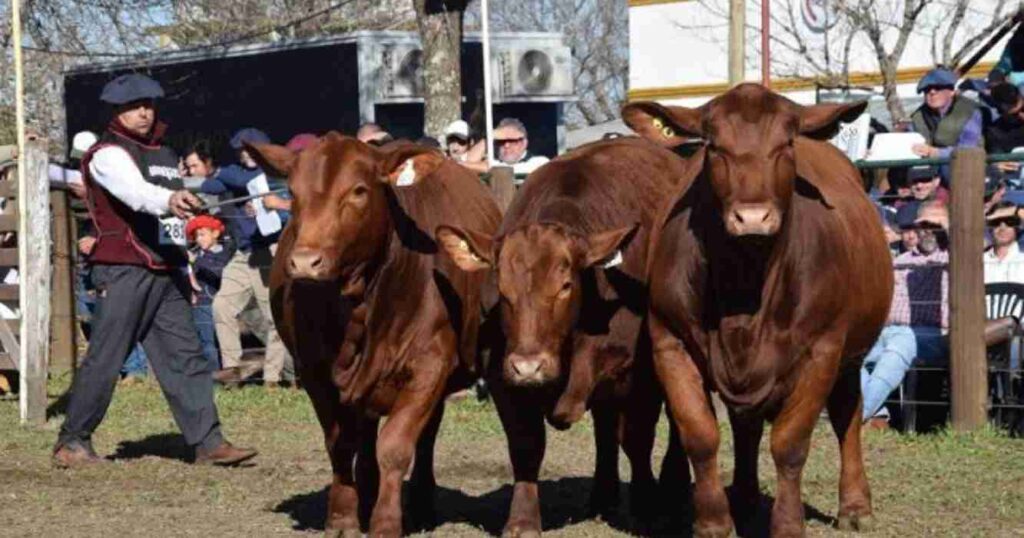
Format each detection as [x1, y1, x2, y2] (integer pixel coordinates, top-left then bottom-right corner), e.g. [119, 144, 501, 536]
[396, 159, 417, 187]
[602, 250, 623, 268]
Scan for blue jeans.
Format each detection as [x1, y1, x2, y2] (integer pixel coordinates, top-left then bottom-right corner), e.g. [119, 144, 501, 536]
[192, 303, 220, 371]
[121, 344, 148, 378]
[861, 326, 917, 420]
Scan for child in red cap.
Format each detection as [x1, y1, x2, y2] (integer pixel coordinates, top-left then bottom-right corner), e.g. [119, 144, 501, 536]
[186, 215, 234, 370]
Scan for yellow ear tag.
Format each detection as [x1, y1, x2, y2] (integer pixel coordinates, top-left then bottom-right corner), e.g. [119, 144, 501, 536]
[651, 117, 664, 130]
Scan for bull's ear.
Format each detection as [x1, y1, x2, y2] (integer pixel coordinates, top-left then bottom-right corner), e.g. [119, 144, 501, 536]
[435, 225, 495, 272]
[583, 223, 639, 267]
[621, 101, 702, 146]
[799, 101, 868, 139]
[379, 145, 446, 187]
[246, 142, 297, 177]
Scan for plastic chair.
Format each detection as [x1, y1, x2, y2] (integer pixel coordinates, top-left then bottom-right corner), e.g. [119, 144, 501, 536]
[984, 282, 1024, 432]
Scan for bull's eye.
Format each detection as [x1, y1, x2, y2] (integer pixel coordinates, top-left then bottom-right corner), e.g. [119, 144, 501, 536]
[557, 281, 572, 299]
[351, 184, 369, 198]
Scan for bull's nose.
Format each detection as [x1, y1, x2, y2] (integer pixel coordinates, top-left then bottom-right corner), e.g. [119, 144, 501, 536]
[289, 248, 329, 280]
[507, 353, 548, 385]
[511, 358, 542, 377]
[729, 204, 780, 236]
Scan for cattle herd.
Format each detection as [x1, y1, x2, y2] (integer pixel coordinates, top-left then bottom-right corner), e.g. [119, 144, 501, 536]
[250, 84, 894, 538]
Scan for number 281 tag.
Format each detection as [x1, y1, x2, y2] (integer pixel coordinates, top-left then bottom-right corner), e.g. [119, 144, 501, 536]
[158, 216, 187, 247]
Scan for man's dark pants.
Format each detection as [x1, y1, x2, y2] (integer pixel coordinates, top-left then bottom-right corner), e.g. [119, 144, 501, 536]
[58, 264, 224, 453]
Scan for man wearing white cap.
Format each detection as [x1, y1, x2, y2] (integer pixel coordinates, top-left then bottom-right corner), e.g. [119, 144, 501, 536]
[444, 120, 472, 161]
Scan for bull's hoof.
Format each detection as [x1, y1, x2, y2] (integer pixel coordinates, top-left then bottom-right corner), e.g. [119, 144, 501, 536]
[323, 527, 361, 538]
[694, 521, 734, 538]
[368, 516, 402, 538]
[837, 512, 875, 532]
[502, 519, 542, 538]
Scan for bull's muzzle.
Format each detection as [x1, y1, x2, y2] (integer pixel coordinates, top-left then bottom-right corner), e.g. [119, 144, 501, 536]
[288, 247, 332, 281]
[506, 352, 555, 386]
[726, 203, 781, 237]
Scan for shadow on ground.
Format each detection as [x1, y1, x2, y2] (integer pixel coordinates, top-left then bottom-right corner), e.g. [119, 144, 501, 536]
[273, 476, 835, 537]
[108, 432, 193, 463]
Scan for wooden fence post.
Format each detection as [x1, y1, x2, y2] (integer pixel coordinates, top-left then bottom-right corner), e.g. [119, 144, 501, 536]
[949, 147, 988, 431]
[19, 138, 51, 425]
[49, 190, 76, 372]
[490, 165, 516, 212]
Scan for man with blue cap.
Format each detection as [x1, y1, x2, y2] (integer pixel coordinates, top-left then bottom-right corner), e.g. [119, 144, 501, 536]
[200, 127, 294, 388]
[54, 73, 257, 468]
[909, 67, 983, 164]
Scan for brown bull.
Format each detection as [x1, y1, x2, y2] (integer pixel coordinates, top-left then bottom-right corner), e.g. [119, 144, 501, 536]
[623, 84, 893, 537]
[436, 137, 690, 536]
[252, 134, 501, 537]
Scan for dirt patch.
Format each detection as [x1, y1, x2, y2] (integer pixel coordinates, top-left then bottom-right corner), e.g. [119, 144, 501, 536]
[1, 376, 1023, 536]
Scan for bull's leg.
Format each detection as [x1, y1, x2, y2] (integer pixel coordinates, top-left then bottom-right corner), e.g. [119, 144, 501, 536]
[589, 402, 621, 519]
[658, 417, 693, 499]
[408, 401, 445, 529]
[650, 316, 732, 537]
[827, 364, 873, 532]
[619, 390, 660, 524]
[728, 408, 764, 531]
[768, 339, 842, 538]
[490, 375, 546, 537]
[369, 388, 444, 538]
[301, 372, 361, 538]
[356, 416, 380, 530]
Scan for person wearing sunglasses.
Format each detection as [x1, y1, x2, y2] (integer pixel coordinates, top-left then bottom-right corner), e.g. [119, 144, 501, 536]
[984, 201, 1024, 285]
[493, 117, 549, 177]
[908, 68, 984, 167]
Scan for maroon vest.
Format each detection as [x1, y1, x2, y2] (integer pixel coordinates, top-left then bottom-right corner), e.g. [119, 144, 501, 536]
[82, 120, 187, 270]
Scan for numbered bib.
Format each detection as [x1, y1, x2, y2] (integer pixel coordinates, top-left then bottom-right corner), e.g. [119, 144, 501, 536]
[158, 216, 187, 246]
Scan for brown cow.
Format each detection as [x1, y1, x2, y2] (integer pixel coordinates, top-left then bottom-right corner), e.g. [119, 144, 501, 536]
[623, 84, 893, 537]
[436, 137, 690, 536]
[251, 134, 501, 537]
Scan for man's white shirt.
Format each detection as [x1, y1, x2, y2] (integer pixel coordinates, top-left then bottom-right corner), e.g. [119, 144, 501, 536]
[89, 146, 173, 216]
[984, 242, 1024, 285]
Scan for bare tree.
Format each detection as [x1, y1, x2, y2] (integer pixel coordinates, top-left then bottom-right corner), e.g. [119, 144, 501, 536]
[684, 0, 1015, 123]
[0, 0, 416, 149]
[413, 0, 468, 140]
[466, 0, 629, 128]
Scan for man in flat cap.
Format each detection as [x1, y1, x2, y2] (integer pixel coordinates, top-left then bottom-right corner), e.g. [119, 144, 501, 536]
[909, 67, 984, 164]
[53, 73, 257, 468]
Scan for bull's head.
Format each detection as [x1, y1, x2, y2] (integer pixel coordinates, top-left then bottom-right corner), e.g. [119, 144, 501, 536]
[248, 133, 445, 284]
[434, 222, 635, 387]
[623, 83, 865, 237]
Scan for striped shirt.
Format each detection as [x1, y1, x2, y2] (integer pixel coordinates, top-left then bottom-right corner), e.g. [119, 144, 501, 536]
[888, 249, 949, 330]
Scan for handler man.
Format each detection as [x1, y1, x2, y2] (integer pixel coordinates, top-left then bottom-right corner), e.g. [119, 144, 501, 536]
[53, 74, 257, 468]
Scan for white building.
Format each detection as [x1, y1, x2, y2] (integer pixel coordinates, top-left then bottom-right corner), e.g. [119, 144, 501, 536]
[628, 0, 1015, 113]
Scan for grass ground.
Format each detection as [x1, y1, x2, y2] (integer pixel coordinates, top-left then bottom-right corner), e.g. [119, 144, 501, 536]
[1, 373, 1023, 537]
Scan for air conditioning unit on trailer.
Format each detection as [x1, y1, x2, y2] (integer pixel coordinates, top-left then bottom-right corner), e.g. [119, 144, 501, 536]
[492, 45, 573, 102]
[379, 43, 424, 101]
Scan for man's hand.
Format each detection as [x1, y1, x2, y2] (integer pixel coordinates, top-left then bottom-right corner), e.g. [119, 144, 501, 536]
[169, 190, 202, 218]
[78, 236, 97, 256]
[67, 180, 87, 199]
[263, 193, 292, 211]
[997, 161, 1022, 173]
[912, 143, 939, 158]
